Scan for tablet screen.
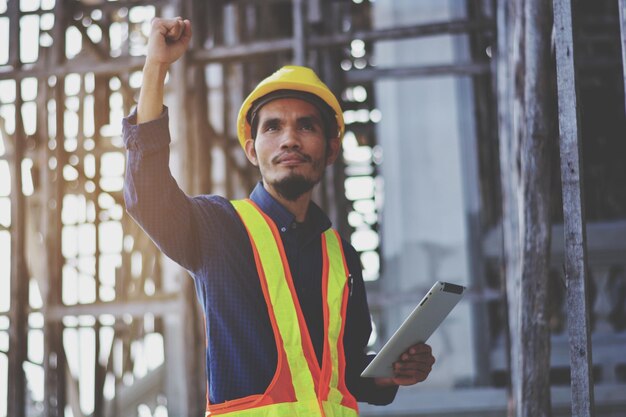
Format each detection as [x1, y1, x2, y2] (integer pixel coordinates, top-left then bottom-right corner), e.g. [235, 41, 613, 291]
[361, 281, 466, 378]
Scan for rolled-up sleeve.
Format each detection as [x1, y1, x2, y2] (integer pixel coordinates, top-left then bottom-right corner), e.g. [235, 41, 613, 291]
[123, 108, 171, 155]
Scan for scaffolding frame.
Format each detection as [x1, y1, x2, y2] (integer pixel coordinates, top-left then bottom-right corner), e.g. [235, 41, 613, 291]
[1, 0, 625, 416]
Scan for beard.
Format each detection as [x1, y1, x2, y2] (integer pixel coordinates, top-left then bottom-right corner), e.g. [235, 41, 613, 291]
[270, 174, 317, 201]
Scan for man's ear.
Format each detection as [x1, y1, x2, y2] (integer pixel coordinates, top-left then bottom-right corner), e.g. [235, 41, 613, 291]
[325, 136, 341, 166]
[244, 139, 259, 166]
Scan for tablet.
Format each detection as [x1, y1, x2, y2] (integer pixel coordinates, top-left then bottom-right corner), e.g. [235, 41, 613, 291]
[360, 281, 466, 378]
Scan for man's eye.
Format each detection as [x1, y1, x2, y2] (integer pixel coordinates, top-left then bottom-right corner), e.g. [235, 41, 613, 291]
[301, 123, 315, 131]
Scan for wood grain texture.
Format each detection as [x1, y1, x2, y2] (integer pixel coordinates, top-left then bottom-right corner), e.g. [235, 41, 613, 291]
[553, 0, 595, 415]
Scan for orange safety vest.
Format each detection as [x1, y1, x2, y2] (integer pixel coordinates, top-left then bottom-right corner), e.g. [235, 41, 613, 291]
[205, 199, 359, 417]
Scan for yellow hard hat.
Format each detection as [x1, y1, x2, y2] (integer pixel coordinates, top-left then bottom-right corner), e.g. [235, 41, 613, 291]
[236, 65, 345, 149]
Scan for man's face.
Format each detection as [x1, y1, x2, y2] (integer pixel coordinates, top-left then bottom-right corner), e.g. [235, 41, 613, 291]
[244, 98, 340, 201]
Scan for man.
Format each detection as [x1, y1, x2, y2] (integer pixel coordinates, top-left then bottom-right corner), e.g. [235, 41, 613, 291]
[123, 16, 435, 416]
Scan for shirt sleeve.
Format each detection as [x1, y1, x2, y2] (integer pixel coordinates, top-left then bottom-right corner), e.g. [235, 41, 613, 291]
[123, 106, 201, 271]
[342, 241, 399, 405]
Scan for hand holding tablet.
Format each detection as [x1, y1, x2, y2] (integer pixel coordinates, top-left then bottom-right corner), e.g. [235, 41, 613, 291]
[361, 281, 466, 378]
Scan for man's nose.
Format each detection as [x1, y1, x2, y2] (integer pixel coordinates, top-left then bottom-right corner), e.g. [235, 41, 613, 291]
[280, 127, 301, 149]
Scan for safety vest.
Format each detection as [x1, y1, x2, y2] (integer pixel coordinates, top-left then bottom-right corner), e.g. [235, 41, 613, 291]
[205, 199, 359, 417]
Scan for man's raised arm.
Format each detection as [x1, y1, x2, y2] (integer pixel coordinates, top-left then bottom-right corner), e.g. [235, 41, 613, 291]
[123, 17, 201, 271]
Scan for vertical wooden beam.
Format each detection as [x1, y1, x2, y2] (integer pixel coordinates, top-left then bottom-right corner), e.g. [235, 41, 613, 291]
[618, 0, 626, 113]
[8, 83, 28, 417]
[91, 71, 107, 417]
[496, 2, 516, 415]
[44, 1, 68, 416]
[552, 0, 595, 416]
[456, 0, 492, 387]
[43, 77, 68, 417]
[519, 1, 554, 415]
[7, 0, 19, 68]
[292, 0, 306, 65]
[160, 0, 207, 414]
[7, 1, 28, 416]
[498, 0, 554, 415]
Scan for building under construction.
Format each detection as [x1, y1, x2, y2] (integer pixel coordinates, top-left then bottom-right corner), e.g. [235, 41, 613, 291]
[1, 0, 625, 416]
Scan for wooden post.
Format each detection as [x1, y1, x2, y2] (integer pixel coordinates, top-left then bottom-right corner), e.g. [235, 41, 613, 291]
[618, 0, 626, 113]
[7, 86, 29, 417]
[160, 0, 208, 414]
[496, 1, 517, 414]
[552, 0, 595, 416]
[43, 77, 68, 417]
[6, 0, 29, 416]
[292, 0, 306, 66]
[497, 0, 554, 415]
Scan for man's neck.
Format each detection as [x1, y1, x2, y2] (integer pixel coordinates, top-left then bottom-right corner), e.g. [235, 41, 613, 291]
[262, 180, 312, 222]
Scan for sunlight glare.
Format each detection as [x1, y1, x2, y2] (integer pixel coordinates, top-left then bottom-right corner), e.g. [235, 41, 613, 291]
[0, 198, 10, 227]
[20, 78, 37, 101]
[40, 0, 54, 10]
[65, 25, 82, 59]
[0, 353, 7, 417]
[0, 80, 15, 103]
[87, 23, 102, 43]
[19, 15, 39, 63]
[20, 0, 40, 13]
[21, 158, 34, 195]
[40, 13, 54, 31]
[0, 231, 10, 310]
[0, 18, 8, 65]
[0, 160, 10, 196]
[21, 101, 37, 135]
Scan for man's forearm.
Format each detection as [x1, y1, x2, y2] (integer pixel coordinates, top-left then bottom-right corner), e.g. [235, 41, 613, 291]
[137, 61, 168, 124]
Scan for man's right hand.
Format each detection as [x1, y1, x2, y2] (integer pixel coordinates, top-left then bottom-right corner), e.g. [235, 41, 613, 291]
[146, 17, 192, 68]
[137, 17, 192, 124]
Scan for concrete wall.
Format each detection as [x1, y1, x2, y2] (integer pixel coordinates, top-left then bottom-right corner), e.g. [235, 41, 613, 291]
[372, 0, 479, 388]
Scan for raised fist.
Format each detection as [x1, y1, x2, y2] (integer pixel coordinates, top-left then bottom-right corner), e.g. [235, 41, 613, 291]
[146, 17, 192, 67]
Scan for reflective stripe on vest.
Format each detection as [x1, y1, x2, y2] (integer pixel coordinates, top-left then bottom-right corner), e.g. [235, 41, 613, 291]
[204, 199, 358, 417]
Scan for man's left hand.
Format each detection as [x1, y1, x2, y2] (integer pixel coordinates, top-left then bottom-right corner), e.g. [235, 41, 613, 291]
[374, 343, 435, 387]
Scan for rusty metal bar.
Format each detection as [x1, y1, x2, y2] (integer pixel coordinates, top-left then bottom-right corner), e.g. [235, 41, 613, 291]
[552, 0, 595, 416]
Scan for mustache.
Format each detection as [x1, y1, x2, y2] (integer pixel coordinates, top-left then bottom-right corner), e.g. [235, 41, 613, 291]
[272, 151, 312, 164]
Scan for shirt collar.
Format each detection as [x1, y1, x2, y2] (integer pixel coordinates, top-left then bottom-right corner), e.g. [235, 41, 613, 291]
[249, 182, 332, 236]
